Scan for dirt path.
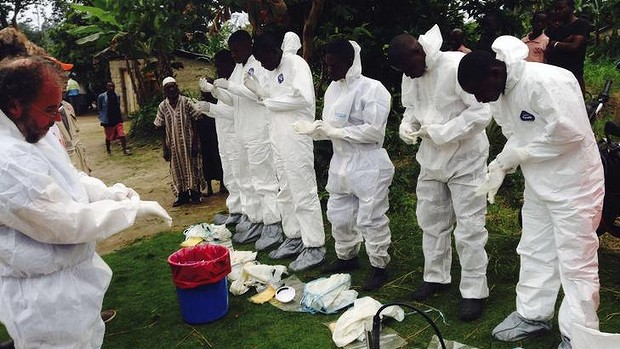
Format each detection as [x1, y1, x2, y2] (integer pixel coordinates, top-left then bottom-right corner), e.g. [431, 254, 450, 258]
[76, 114, 227, 255]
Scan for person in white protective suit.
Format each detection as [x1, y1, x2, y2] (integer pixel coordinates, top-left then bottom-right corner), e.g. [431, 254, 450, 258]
[247, 31, 326, 271]
[295, 38, 394, 290]
[387, 25, 492, 320]
[0, 56, 171, 349]
[195, 50, 244, 226]
[457, 36, 604, 349]
[211, 30, 283, 251]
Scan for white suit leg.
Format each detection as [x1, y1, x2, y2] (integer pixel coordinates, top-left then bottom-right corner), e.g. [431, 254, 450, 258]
[273, 143, 301, 238]
[416, 171, 455, 284]
[327, 188, 362, 260]
[1, 254, 110, 349]
[449, 163, 489, 299]
[218, 129, 243, 214]
[236, 140, 258, 221]
[245, 135, 279, 225]
[551, 195, 601, 337]
[274, 132, 324, 247]
[516, 187, 560, 321]
[353, 167, 393, 268]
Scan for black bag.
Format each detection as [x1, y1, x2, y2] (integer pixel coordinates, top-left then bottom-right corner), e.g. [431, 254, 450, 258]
[598, 121, 620, 237]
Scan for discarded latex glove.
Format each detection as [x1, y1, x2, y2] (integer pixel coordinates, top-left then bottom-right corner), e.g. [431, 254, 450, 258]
[243, 73, 268, 99]
[316, 120, 344, 139]
[213, 78, 230, 90]
[495, 147, 529, 172]
[104, 183, 140, 201]
[292, 119, 318, 135]
[137, 200, 172, 227]
[474, 161, 506, 204]
[199, 77, 214, 93]
[398, 122, 418, 145]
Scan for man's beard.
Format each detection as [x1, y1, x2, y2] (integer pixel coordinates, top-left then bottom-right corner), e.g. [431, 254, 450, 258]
[16, 107, 54, 143]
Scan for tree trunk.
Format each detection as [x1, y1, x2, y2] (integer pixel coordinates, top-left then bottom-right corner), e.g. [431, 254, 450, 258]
[302, 0, 324, 62]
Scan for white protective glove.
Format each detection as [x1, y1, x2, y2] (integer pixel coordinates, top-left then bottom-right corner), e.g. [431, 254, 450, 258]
[137, 200, 173, 227]
[103, 183, 140, 201]
[213, 78, 230, 90]
[398, 122, 418, 145]
[495, 147, 529, 172]
[194, 101, 211, 114]
[199, 77, 214, 93]
[474, 160, 506, 204]
[292, 119, 319, 136]
[243, 73, 268, 99]
[410, 125, 430, 140]
[316, 120, 344, 139]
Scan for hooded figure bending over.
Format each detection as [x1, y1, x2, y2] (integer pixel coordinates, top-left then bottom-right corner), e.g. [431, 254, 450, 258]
[458, 36, 604, 349]
[388, 25, 492, 321]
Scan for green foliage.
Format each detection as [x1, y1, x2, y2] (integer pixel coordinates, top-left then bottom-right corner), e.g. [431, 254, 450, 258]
[183, 22, 236, 59]
[127, 97, 163, 141]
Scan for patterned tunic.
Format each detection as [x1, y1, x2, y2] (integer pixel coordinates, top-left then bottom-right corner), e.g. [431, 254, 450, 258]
[154, 95, 202, 195]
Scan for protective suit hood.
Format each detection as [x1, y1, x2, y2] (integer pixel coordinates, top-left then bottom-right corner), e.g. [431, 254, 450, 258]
[418, 24, 443, 70]
[281, 32, 302, 55]
[492, 35, 528, 92]
[345, 41, 362, 81]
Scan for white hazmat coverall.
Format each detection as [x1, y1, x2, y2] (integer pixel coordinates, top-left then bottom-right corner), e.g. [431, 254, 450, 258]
[0, 110, 169, 348]
[490, 36, 604, 339]
[200, 100, 243, 216]
[216, 57, 280, 227]
[400, 25, 491, 299]
[260, 32, 325, 249]
[320, 41, 394, 268]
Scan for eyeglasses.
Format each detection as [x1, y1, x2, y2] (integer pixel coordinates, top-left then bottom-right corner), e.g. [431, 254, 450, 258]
[31, 104, 64, 121]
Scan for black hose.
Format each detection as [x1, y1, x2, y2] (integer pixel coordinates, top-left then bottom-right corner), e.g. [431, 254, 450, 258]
[369, 302, 447, 349]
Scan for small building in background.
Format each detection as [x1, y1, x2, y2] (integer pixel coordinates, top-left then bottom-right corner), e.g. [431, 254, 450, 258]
[107, 50, 215, 116]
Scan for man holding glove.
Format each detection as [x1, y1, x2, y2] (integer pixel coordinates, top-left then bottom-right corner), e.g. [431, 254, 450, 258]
[388, 25, 492, 320]
[458, 36, 604, 349]
[0, 56, 171, 348]
[250, 32, 326, 271]
[296, 38, 394, 290]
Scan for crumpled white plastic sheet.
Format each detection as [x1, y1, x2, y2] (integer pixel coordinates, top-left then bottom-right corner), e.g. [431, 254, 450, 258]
[228, 250, 257, 282]
[331, 296, 404, 348]
[571, 323, 620, 349]
[427, 335, 479, 349]
[229, 262, 288, 296]
[182, 223, 232, 248]
[300, 273, 358, 314]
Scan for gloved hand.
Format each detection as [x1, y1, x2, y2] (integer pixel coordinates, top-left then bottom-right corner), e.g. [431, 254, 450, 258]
[474, 161, 506, 204]
[199, 77, 214, 93]
[410, 125, 430, 139]
[398, 122, 418, 145]
[194, 101, 211, 114]
[213, 78, 230, 90]
[137, 200, 173, 227]
[495, 147, 529, 171]
[292, 119, 319, 135]
[103, 183, 140, 201]
[316, 120, 344, 139]
[243, 73, 268, 99]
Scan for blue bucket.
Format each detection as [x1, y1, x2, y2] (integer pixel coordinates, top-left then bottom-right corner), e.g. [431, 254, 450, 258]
[175, 277, 229, 324]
